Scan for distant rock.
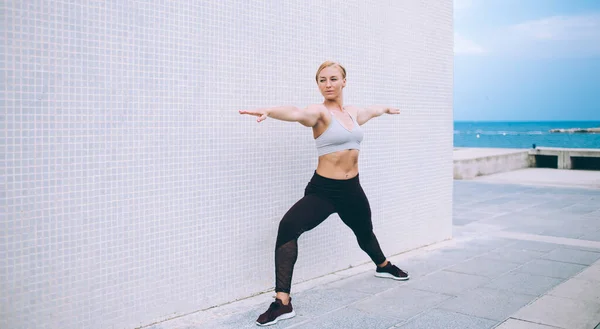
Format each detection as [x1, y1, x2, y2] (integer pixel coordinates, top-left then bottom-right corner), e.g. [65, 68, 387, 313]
[549, 127, 600, 134]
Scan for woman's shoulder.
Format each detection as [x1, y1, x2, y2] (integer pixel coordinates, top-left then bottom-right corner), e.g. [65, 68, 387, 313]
[305, 103, 328, 114]
[343, 105, 360, 117]
[306, 103, 326, 110]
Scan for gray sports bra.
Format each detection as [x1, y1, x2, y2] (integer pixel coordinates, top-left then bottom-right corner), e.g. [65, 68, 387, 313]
[315, 109, 364, 156]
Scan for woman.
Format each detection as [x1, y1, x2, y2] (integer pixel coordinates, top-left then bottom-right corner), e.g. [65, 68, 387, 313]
[239, 61, 409, 327]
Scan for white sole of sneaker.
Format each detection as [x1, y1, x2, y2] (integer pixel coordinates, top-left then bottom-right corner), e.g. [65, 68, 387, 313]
[375, 272, 410, 281]
[256, 310, 296, 326]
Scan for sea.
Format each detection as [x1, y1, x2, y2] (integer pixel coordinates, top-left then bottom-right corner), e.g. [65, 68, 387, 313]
[453, 121, 600, 149]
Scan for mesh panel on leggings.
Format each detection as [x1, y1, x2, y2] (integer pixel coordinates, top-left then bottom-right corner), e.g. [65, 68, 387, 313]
[275, 240, 298, 293]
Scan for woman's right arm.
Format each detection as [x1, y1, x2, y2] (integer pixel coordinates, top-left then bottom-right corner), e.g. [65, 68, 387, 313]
[239, 105, 322, 127]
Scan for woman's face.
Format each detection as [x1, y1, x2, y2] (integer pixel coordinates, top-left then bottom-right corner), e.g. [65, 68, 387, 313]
[317, 66, 346, 100]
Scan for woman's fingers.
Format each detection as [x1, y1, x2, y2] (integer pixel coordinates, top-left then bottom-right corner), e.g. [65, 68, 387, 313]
[239, 109, 260, 116]
[257, 113, 268, 122]
[239, 109, 267, 122]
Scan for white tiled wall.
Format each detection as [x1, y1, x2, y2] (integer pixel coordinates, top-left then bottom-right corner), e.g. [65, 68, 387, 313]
[1, 1, 453, 328]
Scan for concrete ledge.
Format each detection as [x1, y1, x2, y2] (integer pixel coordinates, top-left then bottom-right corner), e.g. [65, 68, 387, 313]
[472, 168, 600, 189]
[453, 148, 532, 179]
[530, 147, 600, 170]
[454, 147, 600, 179]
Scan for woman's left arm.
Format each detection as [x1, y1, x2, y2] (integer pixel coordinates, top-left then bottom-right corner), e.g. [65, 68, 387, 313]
[352, 105, 400, 125]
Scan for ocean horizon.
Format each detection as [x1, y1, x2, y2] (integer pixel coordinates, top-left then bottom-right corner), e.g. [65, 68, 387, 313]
[453, 120, 600, 149]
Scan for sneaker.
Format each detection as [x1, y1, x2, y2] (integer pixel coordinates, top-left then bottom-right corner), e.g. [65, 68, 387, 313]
[375, 262, 410, 281]
[256, 298, 296, 326]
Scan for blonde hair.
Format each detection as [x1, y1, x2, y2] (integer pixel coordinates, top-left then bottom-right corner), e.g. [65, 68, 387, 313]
[315, 61, 346, 82]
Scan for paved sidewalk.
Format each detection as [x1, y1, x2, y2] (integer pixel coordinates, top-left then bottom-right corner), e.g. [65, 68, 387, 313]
[472, 168, 600, 189]
[146, 181, 600, 329]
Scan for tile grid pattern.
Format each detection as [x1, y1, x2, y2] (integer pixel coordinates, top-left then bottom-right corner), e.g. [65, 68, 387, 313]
[1, 1, 453, 329]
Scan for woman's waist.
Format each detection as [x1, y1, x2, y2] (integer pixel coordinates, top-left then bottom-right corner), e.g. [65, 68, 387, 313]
[316, 150, 359, 178]
[306, 169, 361, 194]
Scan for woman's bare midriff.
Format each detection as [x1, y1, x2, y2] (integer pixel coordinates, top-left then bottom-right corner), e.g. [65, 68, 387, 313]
[315, 149, 360, 179]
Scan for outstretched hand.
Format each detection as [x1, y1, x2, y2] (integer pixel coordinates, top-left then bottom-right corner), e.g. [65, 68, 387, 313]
[239, 109, 268, 122]
[386, 107, 401, 114]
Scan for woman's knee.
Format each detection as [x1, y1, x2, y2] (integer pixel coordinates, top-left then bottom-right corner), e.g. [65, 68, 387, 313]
[276, 217, 302, 248]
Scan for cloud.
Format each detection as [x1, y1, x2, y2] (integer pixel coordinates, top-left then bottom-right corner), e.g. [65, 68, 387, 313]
[454, 33, 486, 55]
[500, 13, 600, 58]
[511, 13, 600, 41]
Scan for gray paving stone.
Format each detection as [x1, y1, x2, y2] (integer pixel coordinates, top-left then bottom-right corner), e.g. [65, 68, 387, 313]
[503, 196, 551, 206]
[484, 216, 541, 230]
[495, 318, 566, 329]
[504, 240, 559, 253]
[401, 247, 489, 278]
[549, 277, 600, 304]
[515, 205, 563, 216]
[437, 287, 534, 321]
[453, 216, 478, 226]
[578, 218, 600, 232]
[574, 263, 600, 282]
[324, 271, 409, 295]
[406, 270, 490, 296]
[562, 244, 600, 253]
[517, 259, 587, 279]
[396, 309, 498, 329]
[511, 216, 566, 227]
[512, 295, 600, 329]
[349, 286, 453, 320]
[427, 246, 489, 262]
[482, 248, 547, 264]
[461, 237, 515, 253]
[290, 286, 371, 318]
[583, 209, 600, 219]
[494, 197, 544, 207]
[455, 198, 495, 207]
[533, 200, 579, 210]
[540, 226, 593, 239]
[292, 307, 402, 329]
[453, 204, 470, 211]
[559, 192, 599, 199]
[537, 211, 595, 222]
[145, 325, 167, 329]
[457, 209, 506, 220]
[472, 196, 519, 205]
[484, 272, 563, 296]
[508, 224, 557, 236]
[543, 211, 591, 223]
[580, 229, 600, 242]
[187, 311, 261, 329]
[483, 212, 537, 223]
[563, 203, 600, 215]
[541, 248, 600, 265]
[479, 203, 531, 214]
[445, 257, 521, 278]
[393, 257, 454, 279]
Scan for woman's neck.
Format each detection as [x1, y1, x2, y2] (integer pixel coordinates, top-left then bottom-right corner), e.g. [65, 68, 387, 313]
[323, 99, 344, 112]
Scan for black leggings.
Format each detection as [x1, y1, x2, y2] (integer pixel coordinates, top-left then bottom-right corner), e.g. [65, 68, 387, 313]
[274, 171, 387, 294]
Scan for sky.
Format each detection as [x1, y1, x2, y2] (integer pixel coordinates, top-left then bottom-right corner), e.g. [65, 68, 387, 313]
[454, 0, 600, 121]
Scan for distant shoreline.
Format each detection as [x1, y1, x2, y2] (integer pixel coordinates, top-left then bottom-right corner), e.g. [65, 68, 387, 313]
[453, 120, 600, 123]
[549, 127, 600, 133]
